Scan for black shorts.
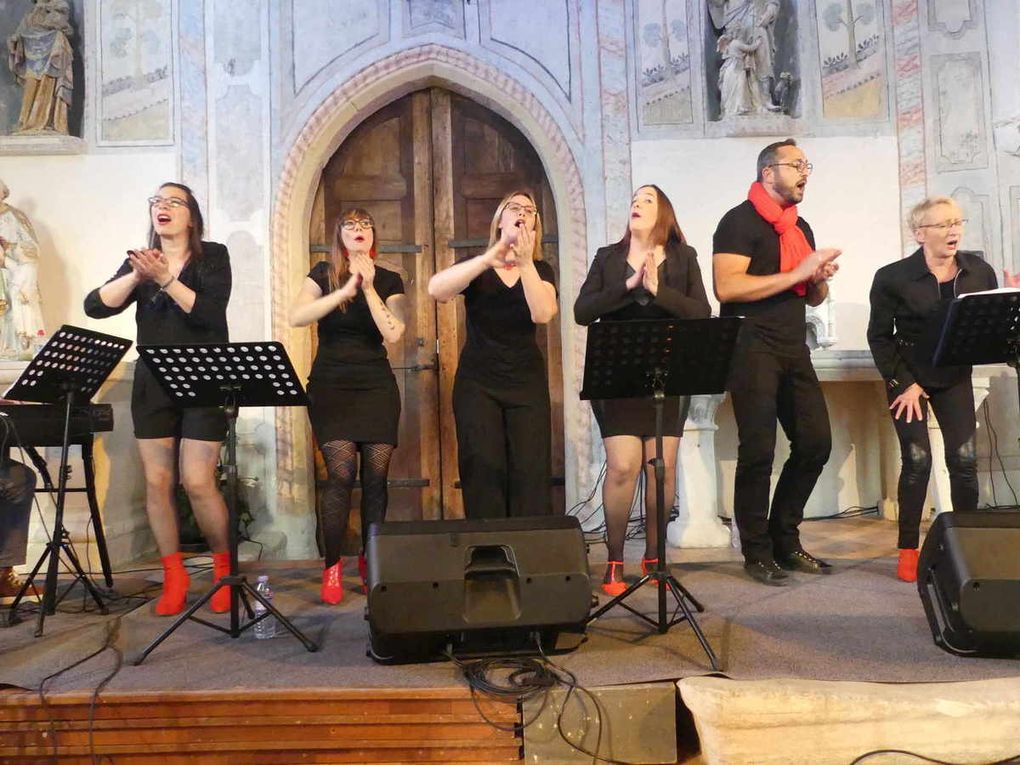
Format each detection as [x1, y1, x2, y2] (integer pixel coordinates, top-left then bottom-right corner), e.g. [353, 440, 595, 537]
[131, 362, 226, 441]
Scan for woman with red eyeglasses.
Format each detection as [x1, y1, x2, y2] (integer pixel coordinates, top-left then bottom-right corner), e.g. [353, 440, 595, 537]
[290, 209, 405, 604]
[428, 191, 558, 519]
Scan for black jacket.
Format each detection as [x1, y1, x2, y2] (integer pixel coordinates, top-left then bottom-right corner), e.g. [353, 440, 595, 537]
[867, 248, 997, 393]
[574, 240, 711, 325]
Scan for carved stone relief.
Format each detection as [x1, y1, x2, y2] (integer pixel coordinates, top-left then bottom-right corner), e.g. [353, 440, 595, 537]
[635, 0, 693, 127]
[927, 0, 978, 39]
[932, 53, 988, 171]
[817, 0, 887, 120]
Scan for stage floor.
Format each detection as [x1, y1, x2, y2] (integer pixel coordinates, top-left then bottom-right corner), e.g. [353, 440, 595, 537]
[2, 514, 1018, 696]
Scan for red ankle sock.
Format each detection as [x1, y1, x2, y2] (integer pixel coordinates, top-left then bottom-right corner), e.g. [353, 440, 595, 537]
[210, 551, 232, 613]
[156, 552, 189, 616]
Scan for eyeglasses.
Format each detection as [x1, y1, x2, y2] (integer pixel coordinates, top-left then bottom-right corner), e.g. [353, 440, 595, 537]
[341, 219, 374, 231]
[505, 203, 538, 216]
[769, 161, 813, 175]
[148, 196, 188, 209]
[918, 219, 967, 231]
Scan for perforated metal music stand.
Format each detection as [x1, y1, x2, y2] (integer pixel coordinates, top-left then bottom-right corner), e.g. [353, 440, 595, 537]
[581, 317, 742, 671]
[4, 325, 131, 635]
[132, 341, 317, 664]
[932, 289, 1020, 451]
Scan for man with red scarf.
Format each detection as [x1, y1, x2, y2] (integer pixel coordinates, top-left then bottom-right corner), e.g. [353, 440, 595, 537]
[713, 139, 841, 586]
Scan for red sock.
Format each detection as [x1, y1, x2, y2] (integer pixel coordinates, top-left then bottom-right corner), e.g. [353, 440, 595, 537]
[156, 552, 189, 616]
[210, 551, 232, 613]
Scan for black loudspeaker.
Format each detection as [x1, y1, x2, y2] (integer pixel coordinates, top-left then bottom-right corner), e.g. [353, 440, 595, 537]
[365, 516, 591, 663]
[918, 510, 1020, 657]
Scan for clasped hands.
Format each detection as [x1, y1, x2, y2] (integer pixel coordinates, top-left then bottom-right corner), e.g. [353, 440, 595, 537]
[625, 251, 660, 295]
[491, 222, 536, 270]
[127, 248, 173, 286]
[339, 251, 376, 298]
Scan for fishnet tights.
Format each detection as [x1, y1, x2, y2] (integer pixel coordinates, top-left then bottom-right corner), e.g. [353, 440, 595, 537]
[319, 440, 394, 567]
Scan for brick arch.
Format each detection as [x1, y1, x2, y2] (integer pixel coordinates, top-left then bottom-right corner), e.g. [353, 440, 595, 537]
[270, 44, 590, 523]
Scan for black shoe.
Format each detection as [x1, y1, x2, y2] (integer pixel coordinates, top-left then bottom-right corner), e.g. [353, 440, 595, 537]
[743, 559, 789, 586]
[776, 549, 834, 575]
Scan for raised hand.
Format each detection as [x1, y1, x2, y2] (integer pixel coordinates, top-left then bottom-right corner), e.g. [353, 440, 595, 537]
[349, 252, 375, 289]
[514, 223, 536, 267]
[795, 247, 841, 283]
[1004, 269, 1020, 289]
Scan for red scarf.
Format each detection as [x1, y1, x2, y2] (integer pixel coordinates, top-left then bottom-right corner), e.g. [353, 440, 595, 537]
[747, 181, 810, 296]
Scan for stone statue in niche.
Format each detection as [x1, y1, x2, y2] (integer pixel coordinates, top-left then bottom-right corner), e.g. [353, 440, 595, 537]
[0, 180, 45, 359]
[709, 0, 784, 117]
[6, 0, 75, 135]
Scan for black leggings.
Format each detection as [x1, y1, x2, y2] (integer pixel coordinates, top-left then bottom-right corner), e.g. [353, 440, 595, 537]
[318, 440, 394, 568]
[888, 379, 977, 549]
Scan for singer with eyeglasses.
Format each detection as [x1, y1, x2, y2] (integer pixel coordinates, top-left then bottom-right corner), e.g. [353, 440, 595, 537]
[713, 138, 841, 587]
[867, 196, 1020, 582]
[428, 191, 558, 519]
[83, 183, 232, 616]
[289, 209, 405, 604]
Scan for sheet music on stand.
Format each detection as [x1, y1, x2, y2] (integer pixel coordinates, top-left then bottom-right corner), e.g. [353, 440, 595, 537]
[931, 288, 1020, 368]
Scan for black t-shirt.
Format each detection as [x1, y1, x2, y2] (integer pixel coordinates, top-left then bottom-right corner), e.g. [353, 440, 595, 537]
[458, 260, 557, 386]
[307, 260, 404, 387]
[938, 279, 955, 301]
[713, 200, 816, 353]
[83, 241, 231, 345]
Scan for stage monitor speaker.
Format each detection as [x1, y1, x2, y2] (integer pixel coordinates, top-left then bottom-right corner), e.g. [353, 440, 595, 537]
[365, 515, 591, 663]
[918, 510, 1020, 657]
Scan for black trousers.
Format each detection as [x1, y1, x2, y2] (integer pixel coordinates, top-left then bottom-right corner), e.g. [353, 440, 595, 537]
[453, 371, 552, 519]
[730, 341, 832, 563]
[887, 378, 977, 549]
[0, 461, 36, 568]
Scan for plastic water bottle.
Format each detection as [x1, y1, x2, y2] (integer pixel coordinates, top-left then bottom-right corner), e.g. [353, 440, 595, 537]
[30, 329, 47, 358]
[252, 575, 276, 640]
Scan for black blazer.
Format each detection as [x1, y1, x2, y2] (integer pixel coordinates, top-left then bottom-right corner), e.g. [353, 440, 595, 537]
[867, 248, 997, 393]
[574, 240, 711, 325]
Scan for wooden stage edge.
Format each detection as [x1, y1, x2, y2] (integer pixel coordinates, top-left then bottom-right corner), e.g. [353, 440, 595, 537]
[0, 686, 524, 764]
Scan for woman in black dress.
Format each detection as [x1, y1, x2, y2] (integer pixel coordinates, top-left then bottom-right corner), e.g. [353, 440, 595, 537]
[290, 208, 405, 604]
[84, 183, 232, 616]
[428, 191, 558, 519]
[574, 185, 711, 595]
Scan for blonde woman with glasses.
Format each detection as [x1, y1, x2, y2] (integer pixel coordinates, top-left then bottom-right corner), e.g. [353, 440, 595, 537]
[290, 209, 405, 604]
[428, 191, 558, 519]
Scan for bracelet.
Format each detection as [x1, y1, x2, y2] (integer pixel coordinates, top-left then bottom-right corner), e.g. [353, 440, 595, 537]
[159, 274, 176, 290]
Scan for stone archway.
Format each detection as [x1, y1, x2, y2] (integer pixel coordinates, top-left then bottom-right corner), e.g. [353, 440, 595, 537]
[270, 45, 590, 533]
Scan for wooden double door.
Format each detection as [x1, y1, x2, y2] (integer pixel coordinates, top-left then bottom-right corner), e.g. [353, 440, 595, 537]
[309, 88, 564, 528]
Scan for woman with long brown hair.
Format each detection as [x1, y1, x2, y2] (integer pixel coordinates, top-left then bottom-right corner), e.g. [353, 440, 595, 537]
[574, 185, 711, 596]
[84, 182, 232, 616]
[428, 191, 558, 519]
[290, 208, 405, 604]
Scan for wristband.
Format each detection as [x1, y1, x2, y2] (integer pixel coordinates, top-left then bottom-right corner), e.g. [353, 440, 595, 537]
[159, 274, 176, 290]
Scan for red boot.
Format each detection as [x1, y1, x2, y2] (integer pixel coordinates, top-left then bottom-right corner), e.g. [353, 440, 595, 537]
[210, 552, 232, 613]
[358, 554, 368, 594]
[897, 548, 919, 583]
[321, 561, 343, 605]
[601, 561, 626, 597]
[155, 553, 189, 616]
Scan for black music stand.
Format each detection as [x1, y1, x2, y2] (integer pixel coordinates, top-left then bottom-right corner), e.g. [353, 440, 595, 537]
[132, 341, 317, 664]
[581, 317, 742, 671]
[4, 325, 131, 636]
[932, 289, 1020, 442]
